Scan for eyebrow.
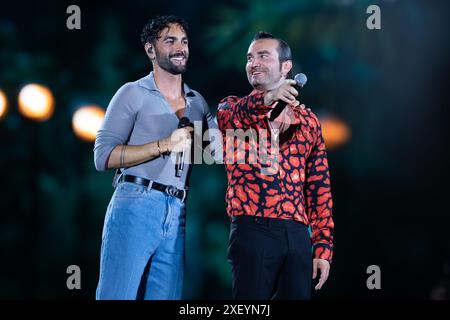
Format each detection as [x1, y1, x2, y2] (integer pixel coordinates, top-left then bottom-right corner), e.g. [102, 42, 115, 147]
[162, 35, 188, 41]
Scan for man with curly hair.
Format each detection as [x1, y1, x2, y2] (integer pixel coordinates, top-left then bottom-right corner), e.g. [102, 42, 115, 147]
[94, 15, 216, 300]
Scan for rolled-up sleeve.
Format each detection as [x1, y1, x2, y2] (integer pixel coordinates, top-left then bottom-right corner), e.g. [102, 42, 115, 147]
[93, 83, 138, 171]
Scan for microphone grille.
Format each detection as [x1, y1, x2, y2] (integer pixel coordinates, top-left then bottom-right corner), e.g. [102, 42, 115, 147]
[295, 73, 307, 87]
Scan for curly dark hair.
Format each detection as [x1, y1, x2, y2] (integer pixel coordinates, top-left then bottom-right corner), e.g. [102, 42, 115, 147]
[140, 15, 189, 46]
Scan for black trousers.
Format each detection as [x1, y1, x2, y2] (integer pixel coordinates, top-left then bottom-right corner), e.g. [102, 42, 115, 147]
[228, 215, 312, 300]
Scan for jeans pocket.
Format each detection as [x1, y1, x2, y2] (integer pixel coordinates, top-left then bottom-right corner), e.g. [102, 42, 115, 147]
[114, 182, 145, 198]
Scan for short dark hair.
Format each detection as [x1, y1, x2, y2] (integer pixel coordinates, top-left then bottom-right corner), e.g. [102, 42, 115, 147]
[140, 15, 189, 46]
[252, 31, 292, 63]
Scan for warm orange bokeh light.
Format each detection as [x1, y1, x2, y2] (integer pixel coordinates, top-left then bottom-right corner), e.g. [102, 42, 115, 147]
[0, 89, 7, 120]
[320, 116, 351, 150]
[72, 105, 105, 142]
[18, 84, 54, 121]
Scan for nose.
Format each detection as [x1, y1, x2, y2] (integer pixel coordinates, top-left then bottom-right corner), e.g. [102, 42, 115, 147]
[248, 59, 261, 70]
[175, 40, 187, 52]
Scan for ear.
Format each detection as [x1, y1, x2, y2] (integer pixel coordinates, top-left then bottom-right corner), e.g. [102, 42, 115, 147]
[281, 60, 293, 78]
[145, 43, 155, 59]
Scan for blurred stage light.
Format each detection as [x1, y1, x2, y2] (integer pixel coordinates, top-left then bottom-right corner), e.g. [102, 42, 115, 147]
[18, 84, 54, 121]
[72, 105, 105, 142]
[320, 116, 351, 150]
[0, 89, 7, 120]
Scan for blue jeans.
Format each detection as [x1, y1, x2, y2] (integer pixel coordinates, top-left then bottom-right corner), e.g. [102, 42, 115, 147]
[96, 181, 186, 300]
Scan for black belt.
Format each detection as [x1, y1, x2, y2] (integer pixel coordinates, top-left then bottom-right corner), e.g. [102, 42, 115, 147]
[119, 175, 187, 202]
[231, 215, 305, 228]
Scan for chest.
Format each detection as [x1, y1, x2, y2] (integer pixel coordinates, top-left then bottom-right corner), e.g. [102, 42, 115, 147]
[133, 95, 204, 137]
[164, 95, 186, 117]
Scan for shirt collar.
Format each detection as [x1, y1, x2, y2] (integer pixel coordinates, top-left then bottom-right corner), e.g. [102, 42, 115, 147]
[138, 71, 195, 97]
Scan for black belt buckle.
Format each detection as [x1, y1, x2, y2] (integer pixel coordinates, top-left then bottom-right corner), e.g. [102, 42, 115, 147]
[165, 185, 187, 203]
[165, 185, 177, 197]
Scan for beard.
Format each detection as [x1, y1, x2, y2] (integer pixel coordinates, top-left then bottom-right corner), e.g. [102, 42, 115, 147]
[155, 50, 188, 75]
[247, 64, 283, 91]
[248, 70, 279, 91]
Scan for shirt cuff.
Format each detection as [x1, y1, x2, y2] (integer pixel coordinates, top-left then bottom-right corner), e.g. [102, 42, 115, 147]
[313, 243, 334, 264]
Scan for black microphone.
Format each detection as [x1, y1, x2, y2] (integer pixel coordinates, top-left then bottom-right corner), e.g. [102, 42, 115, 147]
[175, 116, 193, 177]
[268, 73, 307, 122]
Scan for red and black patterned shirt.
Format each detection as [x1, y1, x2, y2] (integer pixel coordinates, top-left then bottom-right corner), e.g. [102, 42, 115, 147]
[217, 90, 334, 263]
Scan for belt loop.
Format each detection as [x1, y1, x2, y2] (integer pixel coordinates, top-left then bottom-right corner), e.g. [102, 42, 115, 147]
[181, 189, 187, 203]
[165, 186, 172, 196]
[147, 179, 153, 190]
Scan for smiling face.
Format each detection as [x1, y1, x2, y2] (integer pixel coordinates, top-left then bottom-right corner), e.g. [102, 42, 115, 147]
[246, 38, 292, 91]
[151, 23, 189, 75]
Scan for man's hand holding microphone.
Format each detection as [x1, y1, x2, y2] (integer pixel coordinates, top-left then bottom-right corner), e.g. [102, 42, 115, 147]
[157, 125, 193, 154]
[265, 73, 309, 125]
[264, 78, 301, 107]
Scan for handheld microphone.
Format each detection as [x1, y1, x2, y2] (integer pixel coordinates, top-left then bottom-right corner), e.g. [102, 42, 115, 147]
[268, 73, 307, 122]
[175, 116, 193, 177]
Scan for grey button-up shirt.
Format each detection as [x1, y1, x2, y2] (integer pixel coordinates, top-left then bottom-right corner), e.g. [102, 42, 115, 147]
[94, 72, 218, 189]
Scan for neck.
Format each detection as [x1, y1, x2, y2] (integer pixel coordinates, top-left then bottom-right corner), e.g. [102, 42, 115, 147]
[152, 65, 184, 98]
